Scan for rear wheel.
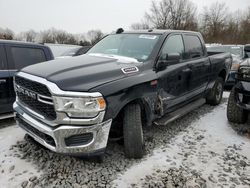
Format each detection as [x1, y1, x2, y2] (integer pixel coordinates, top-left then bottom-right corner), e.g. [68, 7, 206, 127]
[206, 77, 224, 105]
[227, 89, 248, 124]
[123, 103, 144, 159]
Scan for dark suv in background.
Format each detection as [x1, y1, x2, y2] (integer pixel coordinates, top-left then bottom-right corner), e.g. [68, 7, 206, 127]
[207, 44, 250, 88]
[0, 40, 54, 118]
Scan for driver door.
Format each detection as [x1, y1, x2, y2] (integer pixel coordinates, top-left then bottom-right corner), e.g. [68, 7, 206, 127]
[156, 34, 192, 114]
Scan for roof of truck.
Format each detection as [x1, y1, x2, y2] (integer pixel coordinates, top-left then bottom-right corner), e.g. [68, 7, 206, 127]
[0, 39, 45, 47]
[121, 29, 200, 35]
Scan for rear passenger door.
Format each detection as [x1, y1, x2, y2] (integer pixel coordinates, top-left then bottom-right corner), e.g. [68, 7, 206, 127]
[6, 45, 47, 105]
[0, 45, 12, 114]
[183, 34, 210, 98]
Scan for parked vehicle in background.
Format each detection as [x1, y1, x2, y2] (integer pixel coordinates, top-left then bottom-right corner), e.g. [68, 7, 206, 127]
[14, 30, 231, 159]
[207, 45, 247, 88]
[227, 58, 250, 124]
[58, 46, 91, 58]
[0, 40, 54, 119]
[245, 44, 250, 58]
[44, 43, 81, 58]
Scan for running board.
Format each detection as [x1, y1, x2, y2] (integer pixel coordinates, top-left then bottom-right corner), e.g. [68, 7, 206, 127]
[154, 98, 206, 126]
[0, 113, 14, 120]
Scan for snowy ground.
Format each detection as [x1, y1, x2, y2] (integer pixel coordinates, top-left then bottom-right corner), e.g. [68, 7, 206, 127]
[0, 92, 250, 188]
[0, 120, 41, 188]
[114, 93, 250, 188]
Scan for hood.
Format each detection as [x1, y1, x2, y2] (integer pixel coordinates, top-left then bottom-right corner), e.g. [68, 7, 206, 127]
[240, 58, 250, 67]
[21, 54, 142, 92]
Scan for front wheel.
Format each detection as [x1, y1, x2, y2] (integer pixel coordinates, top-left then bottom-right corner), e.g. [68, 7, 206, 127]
[227, 89, 248, 124]
[123, 103, 144, 159]
[206, 77, 224, 105]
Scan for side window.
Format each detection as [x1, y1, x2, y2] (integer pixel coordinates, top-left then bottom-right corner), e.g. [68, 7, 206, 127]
[0, 46, 7, 70]
[184, 35, 204, 59]
[161, 35, 184, 61]
[10, 47, 46, 70]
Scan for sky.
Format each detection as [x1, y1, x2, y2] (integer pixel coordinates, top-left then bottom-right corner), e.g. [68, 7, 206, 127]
[0, 0, 249, 34]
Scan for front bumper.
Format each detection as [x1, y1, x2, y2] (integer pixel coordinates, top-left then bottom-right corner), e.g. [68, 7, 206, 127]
[234, 81, 250, 110]
[14, 102, 112, 155]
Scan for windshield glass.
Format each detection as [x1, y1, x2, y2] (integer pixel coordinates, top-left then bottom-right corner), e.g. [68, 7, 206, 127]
[207, 45, 243, 58]
[87, 34, 160, 62]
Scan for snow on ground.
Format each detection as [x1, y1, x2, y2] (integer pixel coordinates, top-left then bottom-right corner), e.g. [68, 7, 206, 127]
[0, 122, 41, 188]
[0, 92, 250, 187]
[113, 92, 250, 187]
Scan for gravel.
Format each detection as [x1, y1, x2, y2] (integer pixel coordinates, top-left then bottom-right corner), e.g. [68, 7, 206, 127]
[132, 143, 250, 188]
[140, 167, 207, 188]
[9, 100, 217, 187]
[2, 95, 250, 188]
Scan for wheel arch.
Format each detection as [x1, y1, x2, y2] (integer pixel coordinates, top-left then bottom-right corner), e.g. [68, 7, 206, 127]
[112, 97, 154, 127]
[218, 69, 227, 81]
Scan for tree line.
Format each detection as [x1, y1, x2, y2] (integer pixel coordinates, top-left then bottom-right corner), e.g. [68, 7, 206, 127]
[131, 0, 250, 44]
[0, 0, 249, 45]
[0, 27, 104, 46]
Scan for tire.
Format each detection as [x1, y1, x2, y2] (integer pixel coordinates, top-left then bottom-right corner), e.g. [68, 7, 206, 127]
[227, 89, 247, 124]
[123, 103, 144, 159]
[206, 77, 224, 105]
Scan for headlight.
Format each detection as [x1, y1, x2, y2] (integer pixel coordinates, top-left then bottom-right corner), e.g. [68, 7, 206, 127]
[239, 67, 250, 78]
[53, 96, 106, 118]
[231, 63, 240, 71]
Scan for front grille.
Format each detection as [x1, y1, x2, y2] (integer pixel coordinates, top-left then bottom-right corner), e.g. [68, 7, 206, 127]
[15, 76, 51, 96]
[236, 73, 250, 82]
[65, 133, 93, 147]
[17, 116, 56, 147]
[15, 76, 57, 120]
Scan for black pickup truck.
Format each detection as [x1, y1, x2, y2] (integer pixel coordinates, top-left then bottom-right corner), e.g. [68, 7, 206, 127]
[0, 40, 53, 119]
[14, 30, 231, 159]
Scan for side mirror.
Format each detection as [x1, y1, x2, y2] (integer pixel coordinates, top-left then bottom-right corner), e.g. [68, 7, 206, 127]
[156, 53, 180, 70]
[167, 53, 181, 64]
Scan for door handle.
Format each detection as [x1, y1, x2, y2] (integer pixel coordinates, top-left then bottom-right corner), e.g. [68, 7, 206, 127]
[0, 79, 6, 84]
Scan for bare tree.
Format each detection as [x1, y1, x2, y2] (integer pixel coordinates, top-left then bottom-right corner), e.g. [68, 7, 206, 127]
[223, 11, 242, 44]
[41, 28, 56, 43]
[130, 22, 150, 30]
[0, 28, 14, 40]
[75, 34, 91, 46]
[239, 7, 250, 44]
[55, 30, 70, 44]
[87, 30, 104, 45]
[200, 2, 228, 43]
[145, 0, 198, 30]
[25, 30, 37, 42]
[40, 28, 78, 44]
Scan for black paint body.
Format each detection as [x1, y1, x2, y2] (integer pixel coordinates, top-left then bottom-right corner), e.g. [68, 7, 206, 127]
[20, 30, 231, 125]
[234, 59, 250, 110]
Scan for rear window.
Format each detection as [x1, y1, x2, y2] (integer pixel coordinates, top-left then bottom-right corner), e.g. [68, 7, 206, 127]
[10, 47, 46, 70]
[184, 35, 204, 59]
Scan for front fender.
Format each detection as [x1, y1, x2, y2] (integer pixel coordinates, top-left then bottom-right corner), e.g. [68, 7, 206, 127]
[103, 81, 158, 126]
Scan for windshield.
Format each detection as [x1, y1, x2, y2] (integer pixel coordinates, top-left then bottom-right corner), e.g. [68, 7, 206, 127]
[87, 34, 160, 62]
[207, 45, 243, 58]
